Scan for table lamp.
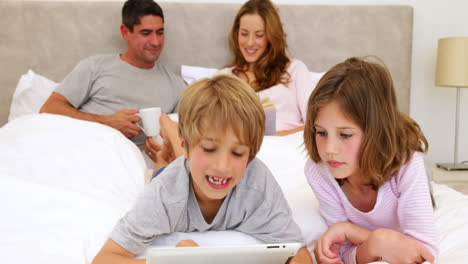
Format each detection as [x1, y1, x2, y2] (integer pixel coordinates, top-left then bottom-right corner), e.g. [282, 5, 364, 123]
[435, 37, 468, 170]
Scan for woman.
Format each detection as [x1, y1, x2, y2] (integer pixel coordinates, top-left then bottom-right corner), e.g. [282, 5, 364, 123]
[146, 0, 315, 165]
[218, 0, 314, 134]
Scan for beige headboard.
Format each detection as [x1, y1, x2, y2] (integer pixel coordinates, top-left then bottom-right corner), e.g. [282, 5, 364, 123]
[0, 1, 413, 126]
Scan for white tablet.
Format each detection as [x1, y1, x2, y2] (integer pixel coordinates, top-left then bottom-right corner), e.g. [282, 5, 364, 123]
[146, 242, 302, 264]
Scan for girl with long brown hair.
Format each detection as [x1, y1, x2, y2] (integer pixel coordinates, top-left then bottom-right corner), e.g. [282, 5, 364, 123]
[304, 57, 437, 264]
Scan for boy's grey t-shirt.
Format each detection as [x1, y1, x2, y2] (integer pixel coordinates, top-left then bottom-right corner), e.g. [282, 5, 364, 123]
[110, 157, 304, 255]
[54, 54, 186, 148]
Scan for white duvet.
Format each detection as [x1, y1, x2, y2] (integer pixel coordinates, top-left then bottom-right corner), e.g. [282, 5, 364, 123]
[0, 114, 467, 263]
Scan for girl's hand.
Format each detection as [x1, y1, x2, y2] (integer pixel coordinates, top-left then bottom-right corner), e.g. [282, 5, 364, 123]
[365, 229, 434, 264]
[314, 223, 346, 264]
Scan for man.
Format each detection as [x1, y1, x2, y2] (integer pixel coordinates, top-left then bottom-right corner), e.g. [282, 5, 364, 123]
[40, 0, 185, 165]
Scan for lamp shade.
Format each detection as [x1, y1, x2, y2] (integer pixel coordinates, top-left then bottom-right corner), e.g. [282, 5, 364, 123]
[435, 37, 468, 88]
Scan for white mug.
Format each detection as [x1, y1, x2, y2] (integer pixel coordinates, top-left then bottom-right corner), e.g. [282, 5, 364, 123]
[137, 107, 162, 137]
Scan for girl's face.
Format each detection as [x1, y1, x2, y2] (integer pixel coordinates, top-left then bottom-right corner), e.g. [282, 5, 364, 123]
[237, 14, 268, 69]
[314, 100, 364, 180]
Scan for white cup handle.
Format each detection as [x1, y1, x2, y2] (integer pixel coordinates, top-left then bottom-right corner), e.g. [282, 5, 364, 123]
[135, 113, 146, 134]
[135, 122, 146, 134]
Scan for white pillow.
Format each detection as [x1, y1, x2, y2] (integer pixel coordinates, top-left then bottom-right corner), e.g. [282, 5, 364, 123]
[257, 132, 327, 251]
[310, 71, 326, 82]
[8, 70, 58, 122]
[181, 65, 218, 85]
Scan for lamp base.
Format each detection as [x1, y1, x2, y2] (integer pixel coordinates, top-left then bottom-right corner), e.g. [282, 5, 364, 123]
[437, 162, 468, 171]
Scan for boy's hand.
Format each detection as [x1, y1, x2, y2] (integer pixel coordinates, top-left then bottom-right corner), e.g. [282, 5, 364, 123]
[176, 239, 199, 247]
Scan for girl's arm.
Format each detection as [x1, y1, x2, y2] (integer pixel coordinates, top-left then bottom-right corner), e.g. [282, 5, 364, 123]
[315, 222, 434, 264]
[356, 228, 435, 264]
[92, 239, 144, 264]
[315, 222, 377, 264]
[357, 153, 436, 263]
[394, 153, 438, 258]
[305, 161, 357, 262]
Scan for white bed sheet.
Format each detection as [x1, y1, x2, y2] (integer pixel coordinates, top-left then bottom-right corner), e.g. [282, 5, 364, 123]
[1, 114, 468, 263]
[0, 114, 146, 263]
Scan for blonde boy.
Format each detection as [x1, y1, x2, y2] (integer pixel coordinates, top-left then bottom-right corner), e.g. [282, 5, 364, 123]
[92, 75, 312, 263]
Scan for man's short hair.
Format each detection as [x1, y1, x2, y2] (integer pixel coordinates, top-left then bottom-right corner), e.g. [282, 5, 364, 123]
[122, 0, 164, 32]
[178, 74, 266, 163]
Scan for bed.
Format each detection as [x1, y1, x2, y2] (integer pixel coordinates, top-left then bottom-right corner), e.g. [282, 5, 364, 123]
[2, 114, 468, 263]
[1, 1, 467, 264]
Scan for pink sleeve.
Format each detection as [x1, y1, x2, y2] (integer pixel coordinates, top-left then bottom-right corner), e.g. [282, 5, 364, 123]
[290, 60, 315, 123]
[305, 160, 358, 264]
[394, 152, 439, 259]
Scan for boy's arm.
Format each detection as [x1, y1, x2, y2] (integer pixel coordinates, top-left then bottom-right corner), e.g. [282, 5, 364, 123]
[289, 247, 313, 264]
[92, 239, 145, 264]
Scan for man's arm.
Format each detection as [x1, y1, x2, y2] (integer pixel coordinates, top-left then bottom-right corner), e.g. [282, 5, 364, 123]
[40, 92, 141, 138]
[92, 239, 144, 264]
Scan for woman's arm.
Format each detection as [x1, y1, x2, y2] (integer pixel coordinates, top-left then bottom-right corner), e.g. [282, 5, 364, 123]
[275, 126, 304, 136]
[290, 60, 316, 123]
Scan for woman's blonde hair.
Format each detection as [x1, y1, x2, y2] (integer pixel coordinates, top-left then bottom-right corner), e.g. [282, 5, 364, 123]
[178, 74, 265, 163]
[228, 0, 290, 91]
[304, 57, 428, 188]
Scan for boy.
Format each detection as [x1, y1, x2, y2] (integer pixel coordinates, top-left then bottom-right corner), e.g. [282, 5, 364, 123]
[92, 75, 312, 263]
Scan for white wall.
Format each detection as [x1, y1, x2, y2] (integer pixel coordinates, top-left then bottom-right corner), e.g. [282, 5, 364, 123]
[411, 0, 468, 168]
[31, 0, 468, 167]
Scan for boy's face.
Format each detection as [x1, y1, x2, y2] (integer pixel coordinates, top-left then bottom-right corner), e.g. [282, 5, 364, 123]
[186, 125, 250, 204]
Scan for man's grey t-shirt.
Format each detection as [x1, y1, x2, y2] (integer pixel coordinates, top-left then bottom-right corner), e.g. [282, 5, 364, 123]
[54, 54, 186, 148]
[110, 157, 304, 255]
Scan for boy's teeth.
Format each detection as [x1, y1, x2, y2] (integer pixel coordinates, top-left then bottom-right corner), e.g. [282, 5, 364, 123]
[208, 176, 228, 185]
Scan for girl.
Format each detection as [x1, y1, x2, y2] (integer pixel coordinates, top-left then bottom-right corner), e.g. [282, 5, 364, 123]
[219, 0, 315, 135]
[303, 57, 438, 264]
